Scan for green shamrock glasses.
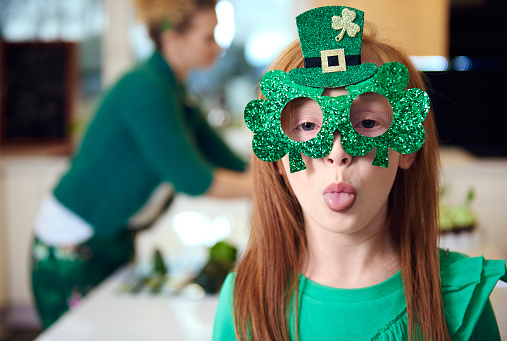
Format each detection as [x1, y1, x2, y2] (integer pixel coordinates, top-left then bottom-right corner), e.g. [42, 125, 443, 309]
[244, 62, 430, 173]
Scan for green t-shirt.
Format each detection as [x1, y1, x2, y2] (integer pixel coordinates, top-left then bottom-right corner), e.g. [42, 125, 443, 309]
[213, 250, 506, 340]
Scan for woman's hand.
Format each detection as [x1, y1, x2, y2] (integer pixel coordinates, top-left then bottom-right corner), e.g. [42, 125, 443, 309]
[205, 168, 253, 198]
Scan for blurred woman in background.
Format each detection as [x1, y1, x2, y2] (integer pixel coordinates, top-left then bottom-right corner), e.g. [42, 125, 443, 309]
[31, 0, 251, 328]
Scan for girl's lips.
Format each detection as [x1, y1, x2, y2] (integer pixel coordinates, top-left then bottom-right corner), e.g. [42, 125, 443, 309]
[323, 183, 357, 212]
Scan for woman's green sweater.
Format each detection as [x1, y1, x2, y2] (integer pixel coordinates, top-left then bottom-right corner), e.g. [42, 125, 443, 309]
[54, 52, 246, 237]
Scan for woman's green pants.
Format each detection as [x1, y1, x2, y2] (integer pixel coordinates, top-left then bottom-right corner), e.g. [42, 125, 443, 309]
[30, 231, 135, 329]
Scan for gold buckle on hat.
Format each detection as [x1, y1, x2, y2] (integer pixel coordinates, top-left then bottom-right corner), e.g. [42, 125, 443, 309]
[321, 49, 346, 73]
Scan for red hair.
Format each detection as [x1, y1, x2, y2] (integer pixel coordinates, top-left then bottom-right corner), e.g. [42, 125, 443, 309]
[233, 30, 449, 341]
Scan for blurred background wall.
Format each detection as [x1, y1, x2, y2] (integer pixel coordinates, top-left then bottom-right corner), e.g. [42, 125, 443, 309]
[316, 0, 450, 57]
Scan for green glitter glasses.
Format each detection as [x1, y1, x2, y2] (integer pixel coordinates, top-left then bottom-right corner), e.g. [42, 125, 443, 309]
[244, 62, 430, 173]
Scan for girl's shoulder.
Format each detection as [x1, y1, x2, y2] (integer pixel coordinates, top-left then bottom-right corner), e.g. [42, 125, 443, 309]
[438, 248, 506, 339]
[438, 248, 506, 284]
[213, 273, 237, 341]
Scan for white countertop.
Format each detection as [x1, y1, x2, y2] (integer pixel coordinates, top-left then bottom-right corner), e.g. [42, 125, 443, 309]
[34, 266, 219, 341]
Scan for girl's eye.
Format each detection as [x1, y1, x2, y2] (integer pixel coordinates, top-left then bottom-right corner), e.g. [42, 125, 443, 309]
[281, 97, 323, 142]
[299, 122, 317, 131]
[350, 92, 393, 138]
[360, 120, 376, 129]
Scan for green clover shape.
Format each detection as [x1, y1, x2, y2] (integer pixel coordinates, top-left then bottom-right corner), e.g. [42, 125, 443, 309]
[244, 70, 323, 170]
[244, 62, 430, 172]
[343, 62, 430, 167]
[331, 8, 361, 42]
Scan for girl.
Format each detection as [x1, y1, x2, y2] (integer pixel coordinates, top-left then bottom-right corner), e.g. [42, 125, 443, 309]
[213, 6, 506, 341]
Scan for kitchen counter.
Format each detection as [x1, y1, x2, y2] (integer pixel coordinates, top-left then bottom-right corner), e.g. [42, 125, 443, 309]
[34, 266, 219, 341]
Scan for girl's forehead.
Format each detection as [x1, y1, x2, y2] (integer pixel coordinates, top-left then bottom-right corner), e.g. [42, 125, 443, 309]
[322, 87, 348, 97]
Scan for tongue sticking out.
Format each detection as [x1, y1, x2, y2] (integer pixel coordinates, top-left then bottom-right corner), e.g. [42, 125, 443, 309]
[323, 192, 356, 211]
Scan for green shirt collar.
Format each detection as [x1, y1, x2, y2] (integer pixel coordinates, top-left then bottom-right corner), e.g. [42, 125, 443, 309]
[299, 270, 403, 303]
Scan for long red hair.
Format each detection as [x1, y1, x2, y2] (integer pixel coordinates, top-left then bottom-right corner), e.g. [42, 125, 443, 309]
[233, 29, 449, 341]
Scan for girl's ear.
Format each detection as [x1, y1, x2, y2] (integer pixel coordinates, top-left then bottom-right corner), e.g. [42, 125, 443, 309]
[399, 152, 417, 170]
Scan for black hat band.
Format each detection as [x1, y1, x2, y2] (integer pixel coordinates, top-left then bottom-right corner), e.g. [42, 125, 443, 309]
[304, 54, 361, 69]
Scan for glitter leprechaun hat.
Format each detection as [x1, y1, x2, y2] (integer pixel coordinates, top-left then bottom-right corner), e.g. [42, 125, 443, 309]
[289, 6, 377, 88]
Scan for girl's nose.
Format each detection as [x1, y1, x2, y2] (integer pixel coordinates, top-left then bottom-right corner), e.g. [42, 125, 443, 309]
[324, 131, 352, 166]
